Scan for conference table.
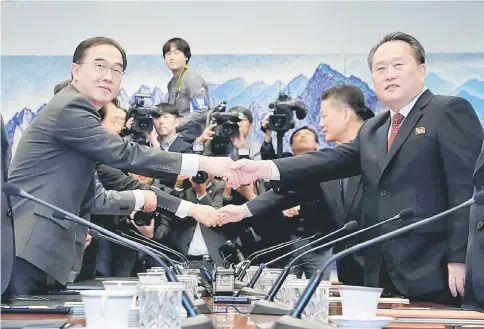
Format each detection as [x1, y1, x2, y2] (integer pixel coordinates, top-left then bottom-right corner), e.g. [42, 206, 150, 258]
[3, 297, 484, 329]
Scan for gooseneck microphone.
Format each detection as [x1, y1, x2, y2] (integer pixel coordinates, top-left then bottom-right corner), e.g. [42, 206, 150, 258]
[270, 193, 484, 329]
[2, 183, 216, 329]
[236, 225, 350, 283]
[236, 221, 357, 297]
[128, 229, 190, 265]
[245, 209, 413, 308]
[236, 235, 314, 279]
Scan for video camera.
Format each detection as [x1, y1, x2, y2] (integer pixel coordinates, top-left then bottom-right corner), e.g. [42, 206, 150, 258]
[124, 93, 155, 145]
[132, 206, 163, 226]
[268, 93, 307, 132]
[206, 101, 244, 156]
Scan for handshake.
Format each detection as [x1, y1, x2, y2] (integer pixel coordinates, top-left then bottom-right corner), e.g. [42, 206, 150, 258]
[139, 156, 273, 226]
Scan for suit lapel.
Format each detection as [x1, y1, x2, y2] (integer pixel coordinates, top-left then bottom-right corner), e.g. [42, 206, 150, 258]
[474, 141, 484, 177]
[321, 181, 344, 226]
[380, 90, 432, 179]
[342, 176, 361, 221]
[375, 113, 391, 170]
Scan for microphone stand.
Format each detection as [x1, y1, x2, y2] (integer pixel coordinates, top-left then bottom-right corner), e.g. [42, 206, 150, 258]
[246, 209, 413, 314]
[270, 195, 482, 329]
[89, 229, 183, 269]
[235, 232, 329, 289]
[3, 184, 215, 329]
[112, 230, 184, 275]
[128, 229, 190, 266]
[237, 221, 357, 297]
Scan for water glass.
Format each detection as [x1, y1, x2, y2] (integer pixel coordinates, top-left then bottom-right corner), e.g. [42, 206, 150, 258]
[138, 282, 185, 329]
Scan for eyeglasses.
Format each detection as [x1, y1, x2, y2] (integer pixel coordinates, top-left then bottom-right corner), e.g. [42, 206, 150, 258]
[80, 61, 125, 78]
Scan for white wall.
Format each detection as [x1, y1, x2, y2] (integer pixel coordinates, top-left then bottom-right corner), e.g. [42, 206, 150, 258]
[1, 1, 484, 56]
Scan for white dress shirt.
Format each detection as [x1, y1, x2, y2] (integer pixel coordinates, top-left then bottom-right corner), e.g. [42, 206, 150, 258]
[187, 183, 212, 256]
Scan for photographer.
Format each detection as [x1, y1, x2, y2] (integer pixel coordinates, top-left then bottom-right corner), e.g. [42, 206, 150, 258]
[164, 38, 210, 143]
[156, 173, 239, 268]
[200, 106, 261, 160]
[146, 103, 192, 154]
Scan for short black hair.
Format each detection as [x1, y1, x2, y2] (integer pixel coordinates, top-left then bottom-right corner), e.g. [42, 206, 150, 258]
[151, 103, 181, 118]
[368, 32, 425, 70]
[290, 126, 319, 145]
[321, 84, 375, 121]
[99, 98, 121, 121]
[73, 37, 127, 71]
[162, 38, 191, 63]
[228, 106, 253, 124]
[54, 79, 71, 95]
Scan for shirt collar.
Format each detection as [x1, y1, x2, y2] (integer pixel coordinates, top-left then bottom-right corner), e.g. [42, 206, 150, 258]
[160, 134, 178, 150]
[389, 86, 427, 119]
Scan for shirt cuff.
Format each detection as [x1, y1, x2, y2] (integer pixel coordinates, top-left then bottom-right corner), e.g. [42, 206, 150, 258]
[244, 204, 253, 217]
[269, 161, 281, 180]
[175, 200, 192, 218]
[132, 190, 145, 210]
[180, 153, 199, 176]
[196, 192, 207, 201]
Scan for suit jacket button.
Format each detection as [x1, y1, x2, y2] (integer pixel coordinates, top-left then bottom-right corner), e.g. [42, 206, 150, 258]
[477, 221, 484, 231]
[380, 190, 387, 197]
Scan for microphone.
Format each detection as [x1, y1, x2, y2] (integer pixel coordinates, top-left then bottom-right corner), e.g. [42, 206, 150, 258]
[236, 230, 339, 282]
[112, 230, 185, 275]
[2, 183, 216, 328]
[128, 229, 190, 265]
[270, 194, 484, 329]
[242, 208, 413, 303]
[246, 227, 262, 242]
[236, 221, 358, 297]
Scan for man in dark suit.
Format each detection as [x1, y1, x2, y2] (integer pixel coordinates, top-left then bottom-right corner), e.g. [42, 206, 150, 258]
[463, 144, 484, 311]
[220, 32, 484, 305]
[1, 114, 14, 296]
[164, 175, 238, 267]
[244, 85, 374, 284]
[7, 37, 231, 295]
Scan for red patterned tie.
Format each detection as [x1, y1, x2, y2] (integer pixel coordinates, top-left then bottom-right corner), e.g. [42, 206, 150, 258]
[388, 113, 404, 151]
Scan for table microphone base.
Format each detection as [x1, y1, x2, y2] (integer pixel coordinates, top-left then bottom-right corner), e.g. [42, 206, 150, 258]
[192, 299, 213, 314]
[249, 299, 290, 315]
[271, 315, 334, 329]
[234, 280, 246, 289]
[236, 287, 266, 297]
[181, 314, 216, 329]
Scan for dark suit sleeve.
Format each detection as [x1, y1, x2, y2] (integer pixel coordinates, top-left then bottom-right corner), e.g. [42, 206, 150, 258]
[272, 136, 362, 191]
[96, 164, 151, 191]
[246, 186, 321, 217]
[54, 97, 183, 180]
[437, 98, 484, 263]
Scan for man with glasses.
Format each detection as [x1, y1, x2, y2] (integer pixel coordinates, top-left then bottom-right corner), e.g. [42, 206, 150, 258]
[7, 37, 232, 295]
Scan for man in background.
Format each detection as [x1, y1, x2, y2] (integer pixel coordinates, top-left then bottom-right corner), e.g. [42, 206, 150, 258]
[164, 37, 210, 143]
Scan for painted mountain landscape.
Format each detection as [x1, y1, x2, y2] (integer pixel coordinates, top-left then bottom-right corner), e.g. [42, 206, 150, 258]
[3, 53, 484, 154]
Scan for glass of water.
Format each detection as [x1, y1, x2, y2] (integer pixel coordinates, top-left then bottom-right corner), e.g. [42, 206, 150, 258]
[138, 282, 185, 329]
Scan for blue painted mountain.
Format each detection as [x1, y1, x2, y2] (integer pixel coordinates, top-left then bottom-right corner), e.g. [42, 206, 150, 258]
[207, 83, 220, 95]
[6, 65, 484, 157]
[456, 90, 484, 121]
[226, 81, 268, 109]
[117, 86, 166, 107]
[282, 74, 309, 98]
[5, 105, 45, 150]
[211, 78, 247, 103]
[253, 80, 286, 110]
[453, 79, 484, 99]
[425, 72, 455, 95]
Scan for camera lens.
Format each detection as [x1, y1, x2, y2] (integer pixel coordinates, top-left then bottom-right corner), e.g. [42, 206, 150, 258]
[133, 211, 152, 226]
[193, 171, 208, 184]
